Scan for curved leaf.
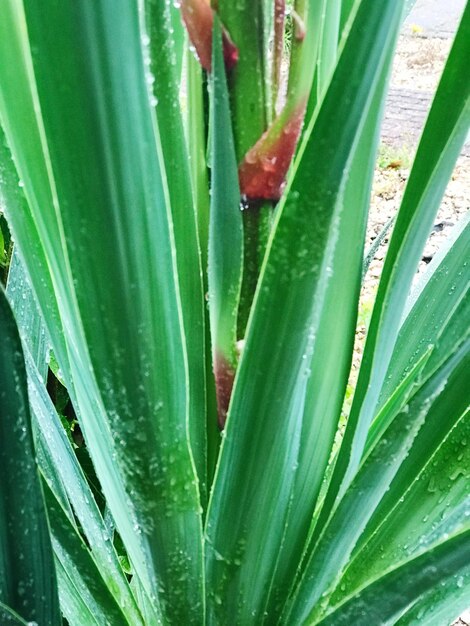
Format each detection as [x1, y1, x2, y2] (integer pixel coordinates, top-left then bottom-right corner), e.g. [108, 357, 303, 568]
[0, 602, 29, 626]
[318, 530, 470, 626]
[284, 338, 470, 624]
[44, 484, 129, 626]
[316, 1, 470, 537]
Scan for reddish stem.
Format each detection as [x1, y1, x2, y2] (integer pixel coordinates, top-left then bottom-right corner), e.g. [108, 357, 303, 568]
[180, 0, 238, 72]
[214, 353, 236, 429]
[238, 100, 307, 201]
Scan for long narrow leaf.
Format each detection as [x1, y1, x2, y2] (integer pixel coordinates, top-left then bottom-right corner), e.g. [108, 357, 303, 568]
[367, 216, 470, 452]
[284, 338, 470, 623]
[0, 288, 60, 625]
[378, 213, 470, 411]
[0, 2, 205, 621]
[334, 406, 470, 601]
[144, 0, 207, 500]
[6, 250, 48, 380]
[27, 355, 145, 625]
[265, 26, 400, 620]
[205, 1, 405, 622]
[318, 530, 470, 626]
[395, 564, 470, 626]
[208, 20, 244, 429]
[43, 484, 129, 626]
[316, 1, 470, 531]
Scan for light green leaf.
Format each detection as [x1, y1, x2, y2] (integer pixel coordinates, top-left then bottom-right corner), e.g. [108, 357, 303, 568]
[265, 22, 400, 619]
[379, 214, 470, 410]
[395, 565, 470, 625]
[368, 215, 470, 450]
[144, 0, 207, 500]
[6, 249, 49, 380]
[26, 353, 144, 625]
[334, 405, 470, 602]
[284, 338, 470, 623]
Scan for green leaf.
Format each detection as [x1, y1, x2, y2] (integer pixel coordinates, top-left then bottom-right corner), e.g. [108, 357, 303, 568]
[170, 1, 186, 83]
[284, 338, 470, 623]
[6, 252, 74, 520]
[186, 50, 210, 274]
[217, 0, 266, 160]
[43, 483, 129, 626]
[0, 121, 70, 386]
[264, 22, 399, 619]
[368, 214, 470, 450]
[0, 602, 29, 626]
[208, 19, 244, 428]
[317, 0, 470, 530]
[54, 559, 98, 626]
[333, 405, 470, 603]
[130, 575, 162, 626]
[307, 0, 341, 116]
[395, 564, 470, 625]
[0, 2, 204, 622]
[205, 0, 405, 622]
[0, 287, 60, 625]
[26, 352, 144, 625]
[6, 249, 49, 380]
[144, 0, 207, 501]
[379, 213, 470, 410]
[0, 220, 4, 266]
[317, 530, 470, 625]
[184, 48, 220, 481]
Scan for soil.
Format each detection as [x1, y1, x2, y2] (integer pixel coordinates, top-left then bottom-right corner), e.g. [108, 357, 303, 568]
[350, 32, 469, 388]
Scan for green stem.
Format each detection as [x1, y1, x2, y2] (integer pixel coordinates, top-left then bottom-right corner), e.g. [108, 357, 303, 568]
[216, 0, 269, 338]
[217, 0, 267, 160]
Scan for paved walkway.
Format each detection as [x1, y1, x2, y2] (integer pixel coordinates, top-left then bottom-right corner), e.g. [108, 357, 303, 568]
[382, 0, 469, 157]
[383, 87, 470, 158]
[405, 0, 466, 38]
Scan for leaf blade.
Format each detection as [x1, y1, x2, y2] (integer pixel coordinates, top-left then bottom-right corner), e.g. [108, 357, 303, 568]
[205, 0, 405, 621]
[208, 19, 244, 428]
[0, 287, 60, 626]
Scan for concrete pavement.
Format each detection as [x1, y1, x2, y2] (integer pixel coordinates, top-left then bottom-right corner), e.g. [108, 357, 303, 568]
[405, 0, 466, 38]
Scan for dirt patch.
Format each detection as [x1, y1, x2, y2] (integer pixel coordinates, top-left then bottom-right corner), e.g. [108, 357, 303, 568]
[391, 33, 452, 91]
[348, 32, 469, 396]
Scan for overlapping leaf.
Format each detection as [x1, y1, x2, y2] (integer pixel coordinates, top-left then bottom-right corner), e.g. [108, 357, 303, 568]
[0, 288, 60, 626]
[0, 1, 204, 622]
[205, 1, 405, 622]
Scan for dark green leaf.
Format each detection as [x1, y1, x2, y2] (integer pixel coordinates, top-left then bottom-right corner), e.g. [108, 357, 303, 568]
[0, 287, 60, 625]
[205, 1, 405, 622]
